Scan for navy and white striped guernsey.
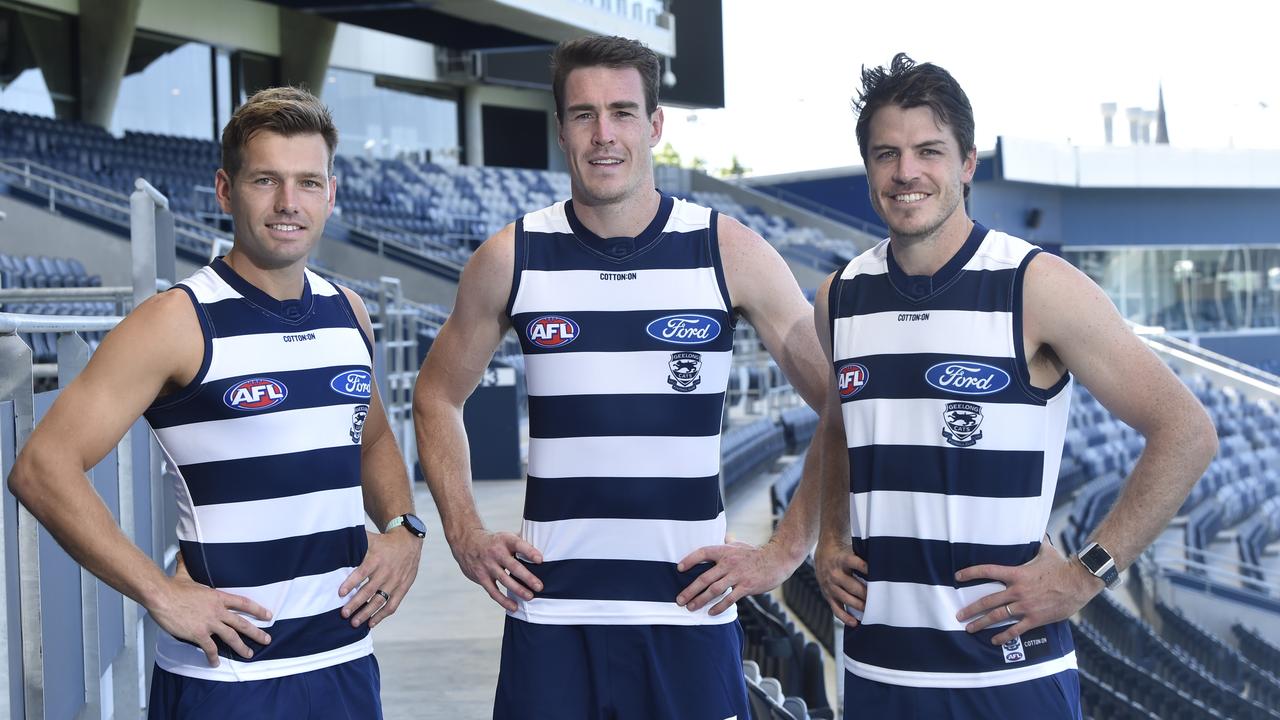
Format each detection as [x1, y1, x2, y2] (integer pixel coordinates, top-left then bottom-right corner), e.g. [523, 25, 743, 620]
[828, 223, 1077, 688]
[507, 193, 737, 626]
[144, 258, 374, 681]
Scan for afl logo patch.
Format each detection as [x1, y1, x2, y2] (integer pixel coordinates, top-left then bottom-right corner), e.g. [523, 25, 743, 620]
[925, 361, 1010, 395]
[527, 315, 579, 348]
[645, 314, 721, 345]
[330, 369, 373, 399]
[223, 378, 287, 411]
[836, 362, 868, 398]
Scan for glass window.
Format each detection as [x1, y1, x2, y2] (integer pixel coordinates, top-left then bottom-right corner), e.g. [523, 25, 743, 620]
[0, 5, 74, 118]
[111, 33, 214, 139]
[324, 67, 459, 163]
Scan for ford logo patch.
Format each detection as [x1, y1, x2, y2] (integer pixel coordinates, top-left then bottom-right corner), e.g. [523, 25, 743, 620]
[645, 314, 721, 345]
[331, 369, 373, 399]
[223, 377, 288, 411]
[925, 361, 1011, 395]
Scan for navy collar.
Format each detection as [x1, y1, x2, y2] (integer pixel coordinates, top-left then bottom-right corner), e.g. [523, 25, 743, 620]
[211, 256, 313, 322]
[565, 192, 673, 262]
[887, 222, 989, 302]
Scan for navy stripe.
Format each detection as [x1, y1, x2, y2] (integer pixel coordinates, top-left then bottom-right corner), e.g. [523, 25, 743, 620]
[521, 558, 712, 602]
[849, 446, 1044, 498]
[850, 537, 1040, 587]
[512, 309, 733, 354]
[211, 607, 368, 662]
[528, 393, 724, 439]
[844, 620, 1074, 674]
[146, 364, 372, 428]
[834, 354, 1035, 405]
[523, 229, 717, 272]
[201, 293, 361, 338]
[524, 475, 723, 522]
[176, 446, 362, 506]
[833, 267, 1016, 316]
[180, 526, 367, 588]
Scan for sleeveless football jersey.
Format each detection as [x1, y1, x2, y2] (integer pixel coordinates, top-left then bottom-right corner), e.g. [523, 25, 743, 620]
[144, 258, 374, 681]
[507, 193, 737, 625]
[828, 223, 1077, 688]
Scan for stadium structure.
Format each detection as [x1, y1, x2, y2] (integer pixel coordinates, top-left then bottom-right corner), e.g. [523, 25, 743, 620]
[1, 1, 1278, 718]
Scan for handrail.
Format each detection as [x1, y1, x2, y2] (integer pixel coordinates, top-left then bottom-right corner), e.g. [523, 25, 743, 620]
[738, 181, 888, 237]
[0, 311, 123, 334]
[0, 157, 132, 201]
[1150, 537, 1273, 579]
[0, 287, 133, 301]
[134, 178, 169, 210]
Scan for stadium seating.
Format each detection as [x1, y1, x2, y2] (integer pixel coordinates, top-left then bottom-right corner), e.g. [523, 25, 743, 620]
[1233, 624, 1280, 680]
[721, 416, 787, 493]
[737, 593, 832, 719]
[0, 110, 860, 283]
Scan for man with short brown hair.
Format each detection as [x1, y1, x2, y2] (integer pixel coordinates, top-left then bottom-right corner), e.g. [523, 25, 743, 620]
[8, 86, 422, 718]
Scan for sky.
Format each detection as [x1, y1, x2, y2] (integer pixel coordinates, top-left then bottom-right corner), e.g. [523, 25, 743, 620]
[658, 0, 1280, 177]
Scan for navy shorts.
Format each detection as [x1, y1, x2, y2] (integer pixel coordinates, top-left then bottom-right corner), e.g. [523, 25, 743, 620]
[147, 655, 382, 720]
[495, 617, 750, 720]
[844, 668, 1082, 719]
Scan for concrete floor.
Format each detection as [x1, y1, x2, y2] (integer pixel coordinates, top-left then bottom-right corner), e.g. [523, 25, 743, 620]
[372, 456, 826, 719]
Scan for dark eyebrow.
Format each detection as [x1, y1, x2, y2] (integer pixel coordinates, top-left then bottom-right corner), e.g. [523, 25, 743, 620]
[565, 100, 641, 114]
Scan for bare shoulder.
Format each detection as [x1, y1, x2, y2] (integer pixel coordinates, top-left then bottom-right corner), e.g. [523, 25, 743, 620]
[716, 213, 770, 263]
[1022, 250, 1118, 345]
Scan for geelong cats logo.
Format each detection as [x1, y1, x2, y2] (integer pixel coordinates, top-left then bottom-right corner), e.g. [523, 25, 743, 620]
[942, 402, 984, 447]
[667, 352, 703, 393]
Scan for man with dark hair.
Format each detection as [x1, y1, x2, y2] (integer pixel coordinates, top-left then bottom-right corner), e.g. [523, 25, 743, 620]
[813, 53, 1216, 717]
[414, 35, 832, 718]
[8, 86, 423, 718]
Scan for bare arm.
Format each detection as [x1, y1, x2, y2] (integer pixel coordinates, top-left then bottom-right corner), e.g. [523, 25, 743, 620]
[335, 287, 421, 628]
[676, 216, 836, 613]
[412, 225, 543, 611]
[7, 290, 271, 665]
[957, 252, 1217, 643]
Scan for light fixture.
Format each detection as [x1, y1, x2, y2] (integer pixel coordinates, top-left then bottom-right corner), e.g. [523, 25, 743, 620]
[662, 57, 677, 88]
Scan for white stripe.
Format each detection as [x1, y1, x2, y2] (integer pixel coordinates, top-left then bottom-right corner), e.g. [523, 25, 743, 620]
[182, 267, 242, 304]
[844, 651, 1077, 689]
[528, 435, 721, 478]
[218, 567, 361, 625]
[154, 405, 363, 466]
[525, 351, 731, 396]
[841, 397, 1054, 452]
[963, 231, 1033, 271]
[205, 327, 369, 382]
[839, 240, 889, 279]
[303, 269, 341, 297]
[666, 199, 712, 233]
[833, 310, 1012, 358]
[523, 202, 571, 234]
[859, 580, 1012, 631]
[522, 513, 727, 563]
[181, 486, 364, 544]
[511, 268, 726, 314]
[849, 490, 1049, 546]
[155, 634, 372, 682]
[510, 598, 737, 626]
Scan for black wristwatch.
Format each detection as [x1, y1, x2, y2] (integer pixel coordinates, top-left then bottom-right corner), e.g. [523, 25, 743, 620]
[1076, 541, 1121, 589]
[384, 513, 426, 539]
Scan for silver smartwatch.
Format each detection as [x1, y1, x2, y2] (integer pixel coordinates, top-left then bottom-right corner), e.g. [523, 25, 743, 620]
[1076, 541, 1121, 589]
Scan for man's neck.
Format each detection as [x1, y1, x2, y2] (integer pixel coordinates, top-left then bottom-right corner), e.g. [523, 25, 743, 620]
[224, 250, 306, 301]
[572, 187, 661, 239]
[889, 210, 975, 277]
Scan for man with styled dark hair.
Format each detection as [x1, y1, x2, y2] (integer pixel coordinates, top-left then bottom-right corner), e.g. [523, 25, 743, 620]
[813, 53, 1216, 717]
[415, 34, 833, 719]
[8, 86, 424, 718]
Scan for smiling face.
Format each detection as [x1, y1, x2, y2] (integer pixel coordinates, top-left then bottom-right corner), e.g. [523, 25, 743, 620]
[865, 104, 976, 243]
[557, 65, 663, 208]
[215, 130, 335, 272]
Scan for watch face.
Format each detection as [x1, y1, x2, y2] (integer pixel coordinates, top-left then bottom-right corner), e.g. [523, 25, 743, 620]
[1080, 544, 1111, 572]
[404, 514, 427, 536]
